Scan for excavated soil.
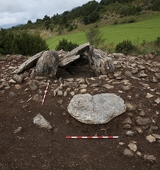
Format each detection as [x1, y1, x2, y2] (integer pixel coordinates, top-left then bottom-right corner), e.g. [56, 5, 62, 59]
[0, 55, 160, 170]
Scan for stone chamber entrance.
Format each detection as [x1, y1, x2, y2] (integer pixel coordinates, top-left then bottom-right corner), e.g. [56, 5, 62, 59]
[56, 56, 96, 79]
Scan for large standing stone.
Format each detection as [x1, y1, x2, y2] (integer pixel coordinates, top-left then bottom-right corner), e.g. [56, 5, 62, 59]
[35, 50, 59, 77]
[88, 46, 115, 76]
[67, 93, 126, 124]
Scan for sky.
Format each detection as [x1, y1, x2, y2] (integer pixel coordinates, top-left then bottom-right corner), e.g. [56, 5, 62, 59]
[0, 0, 101, 28]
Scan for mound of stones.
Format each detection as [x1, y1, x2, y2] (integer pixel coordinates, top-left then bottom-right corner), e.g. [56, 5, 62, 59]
[0, 47, 160, 164]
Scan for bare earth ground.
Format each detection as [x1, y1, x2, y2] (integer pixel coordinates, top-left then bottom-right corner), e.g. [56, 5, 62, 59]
[0, 55, 160, 170]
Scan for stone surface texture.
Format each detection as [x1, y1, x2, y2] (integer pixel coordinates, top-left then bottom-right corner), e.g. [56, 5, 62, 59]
[67, 93, 126, 124]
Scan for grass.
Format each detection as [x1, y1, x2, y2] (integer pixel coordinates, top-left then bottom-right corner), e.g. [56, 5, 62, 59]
[46, 31, 87, 50]
[102, 14, 160, 45]
[46, 13, 160, 50]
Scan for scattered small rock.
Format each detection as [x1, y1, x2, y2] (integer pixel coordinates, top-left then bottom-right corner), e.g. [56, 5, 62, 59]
[119, 142, 125, 146]
[33, 114, 52, 130]
[144, 154, 156, 163]
[125, 70, 133, 78]
[139, 111, 146, 117]
[80, 89, 87, 93]
[70, 91, 75, 96]
[126, 130, 135, 136]
[136, 151, 142, 157]
[12, 74, 23, 83]
[150, 76, 158, 83]
[135, 116, 151, 126]
[123, 124, 131, 129]
[32, 94, 42, 102]
[146, 93, 154, 99]
[152, 134, 160, 140]
[57, 90, 63, 96]
[102, 84, 114, 89]
[123, 117, 132, 124]
[155, 98, 160, 104]
[135, 127, 143, 134]
[128, 143, 137, 152]
[122, 85, 131, 91]
[79, 84, 87, 89]
[28, 80, 38, 91]
[145, 135, 156, 143]
[123, 148, 134, 157]
[9, 79, 16, 84]
[125, 102, 137, 111]
[9, 91, 17, 97]
[14, 127, 22, 134]
[138, 70, 148, 78]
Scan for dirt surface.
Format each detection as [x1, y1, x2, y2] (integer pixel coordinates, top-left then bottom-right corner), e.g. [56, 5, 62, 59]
[0, 55, 160, 170]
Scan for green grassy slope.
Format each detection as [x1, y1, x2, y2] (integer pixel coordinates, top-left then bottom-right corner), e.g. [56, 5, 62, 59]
[46, 32, 87, 50]
[46, 14, 160, 50]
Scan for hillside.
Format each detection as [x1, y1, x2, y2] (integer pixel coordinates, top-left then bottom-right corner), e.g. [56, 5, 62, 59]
[46, 13, 160, 50]
[1, 0, 160, 57]
[10, 0, 160, 36]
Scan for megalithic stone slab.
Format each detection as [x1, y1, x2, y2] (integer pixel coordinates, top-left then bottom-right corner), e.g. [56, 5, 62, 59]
[88, 46, 115, 76]
[35, 50, 59, 77]
[59, 55, 80, 67]
[58, 42, 90, 67]
[17, 51, 44, 74]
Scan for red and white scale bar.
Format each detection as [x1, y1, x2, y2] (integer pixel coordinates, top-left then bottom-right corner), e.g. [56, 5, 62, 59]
[41, 82, 50, 105]
[66, 136, 119, 139]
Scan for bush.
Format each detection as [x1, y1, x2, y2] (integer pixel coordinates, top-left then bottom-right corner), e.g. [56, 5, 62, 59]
[150, 0, 160, 11]
[0, 29, 48, 55]
[55, 38, 78, 51]
[115, 40, 137, 54]
[155, 37, 160, 46]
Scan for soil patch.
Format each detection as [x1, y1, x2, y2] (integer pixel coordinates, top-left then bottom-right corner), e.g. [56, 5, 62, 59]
[0, 55, 160, 170]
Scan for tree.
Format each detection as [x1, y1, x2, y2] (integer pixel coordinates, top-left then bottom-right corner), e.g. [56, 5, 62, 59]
[100, 0, 115, 5]
[43, 15, 50, 21]
[150, 0, 160, 11]
[27, 20, 32, 24]
[88, 11, 100, 24]
[85, 25, 105, 48]
[36, 19, 42, 23]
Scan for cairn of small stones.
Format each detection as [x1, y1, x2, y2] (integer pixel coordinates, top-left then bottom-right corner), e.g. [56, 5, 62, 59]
[0, 47, 160, 164]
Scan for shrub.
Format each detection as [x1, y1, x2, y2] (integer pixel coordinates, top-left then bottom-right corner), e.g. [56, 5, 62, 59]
[155, 37, 160, 46]
[0, 29, 48, 55]
[55, 38, 78, 51]
[67, 25, 73, 32]
[150, 0, 160, 11]
[115, 40, 137, 54]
